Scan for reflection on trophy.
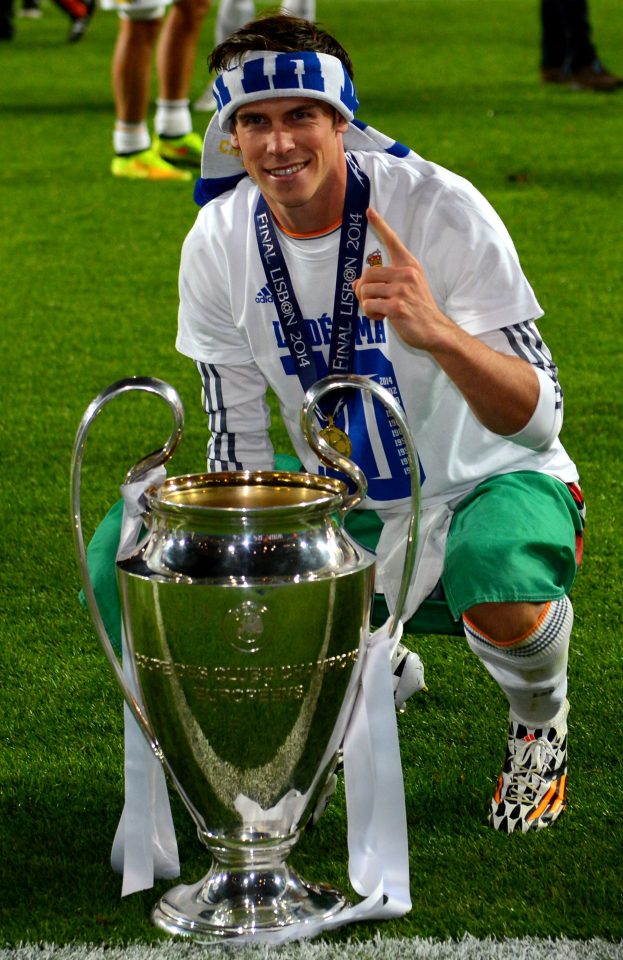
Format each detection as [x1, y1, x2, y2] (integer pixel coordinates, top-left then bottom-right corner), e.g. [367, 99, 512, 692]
[70, 375, 418, 943]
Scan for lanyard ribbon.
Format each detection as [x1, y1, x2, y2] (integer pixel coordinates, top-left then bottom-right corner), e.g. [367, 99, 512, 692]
[254, 154, 370, 423]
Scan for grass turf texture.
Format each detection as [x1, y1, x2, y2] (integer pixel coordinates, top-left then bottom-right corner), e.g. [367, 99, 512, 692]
[1, 0, 622, 946]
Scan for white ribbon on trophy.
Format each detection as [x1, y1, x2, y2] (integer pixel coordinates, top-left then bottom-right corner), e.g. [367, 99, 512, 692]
[110, 467, 181, 897]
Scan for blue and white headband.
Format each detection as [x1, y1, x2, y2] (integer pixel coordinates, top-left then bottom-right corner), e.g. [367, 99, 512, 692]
[212, 50, 359, 131]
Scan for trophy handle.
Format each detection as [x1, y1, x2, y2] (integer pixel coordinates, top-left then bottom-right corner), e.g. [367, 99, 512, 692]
[70, 376, 184, 758]
[301, 373, 420, 638]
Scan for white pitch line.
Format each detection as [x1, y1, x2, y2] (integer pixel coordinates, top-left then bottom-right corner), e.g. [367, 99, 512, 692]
[2, 937, 623, 960]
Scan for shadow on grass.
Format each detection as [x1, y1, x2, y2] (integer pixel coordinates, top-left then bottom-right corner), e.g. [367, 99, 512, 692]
[0, 779, 170, 942]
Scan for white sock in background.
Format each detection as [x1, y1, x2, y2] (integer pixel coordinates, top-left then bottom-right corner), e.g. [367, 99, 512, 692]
[154, 99, 192, 138]
[113, 121, 151, 156]
[280, 0, 315, 19]
[215, 0, 255, 44]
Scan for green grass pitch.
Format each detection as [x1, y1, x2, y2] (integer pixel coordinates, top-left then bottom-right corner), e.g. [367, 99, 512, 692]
[0, 0, 622, 945]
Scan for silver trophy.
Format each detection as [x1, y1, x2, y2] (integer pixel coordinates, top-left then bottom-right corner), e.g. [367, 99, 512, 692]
[70, 374, 419, 943]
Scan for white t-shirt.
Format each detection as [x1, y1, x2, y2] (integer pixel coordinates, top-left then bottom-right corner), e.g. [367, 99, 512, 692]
[177, 150, 577, 510]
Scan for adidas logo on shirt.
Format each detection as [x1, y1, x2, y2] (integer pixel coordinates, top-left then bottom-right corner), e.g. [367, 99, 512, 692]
[255, 285, 274, 304]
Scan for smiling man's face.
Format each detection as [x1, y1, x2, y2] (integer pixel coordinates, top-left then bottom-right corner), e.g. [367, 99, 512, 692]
[230, 97, 349, 234]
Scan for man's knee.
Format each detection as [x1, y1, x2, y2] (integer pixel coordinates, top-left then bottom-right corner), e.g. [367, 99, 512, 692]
[463, 596, 573, 666]
[464, 600, 547, 645]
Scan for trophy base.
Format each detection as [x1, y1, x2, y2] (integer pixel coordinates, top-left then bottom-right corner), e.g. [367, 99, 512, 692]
[151, 861, 349, 943]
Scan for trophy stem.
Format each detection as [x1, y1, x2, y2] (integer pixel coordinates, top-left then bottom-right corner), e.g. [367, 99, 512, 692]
[151, 838, 349, 942]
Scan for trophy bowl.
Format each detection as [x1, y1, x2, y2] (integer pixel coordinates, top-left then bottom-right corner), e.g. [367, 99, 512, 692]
[118, 469, 374, 938]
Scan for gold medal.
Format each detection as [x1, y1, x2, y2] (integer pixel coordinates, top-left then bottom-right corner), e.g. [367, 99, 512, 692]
[318, 417, 352, 457]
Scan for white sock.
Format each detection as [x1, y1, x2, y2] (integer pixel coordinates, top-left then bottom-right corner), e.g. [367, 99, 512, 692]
[154, 99, 192, 138]
[215, 0, 254, 44]
[463, 596, 573, 726]
[113, 121, 151, 156]
[280, 0, 315, 19]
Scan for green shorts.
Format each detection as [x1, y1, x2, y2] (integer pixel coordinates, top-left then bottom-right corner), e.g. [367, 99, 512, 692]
[441, 471, 583, 618]
[345, 470, 583, 621]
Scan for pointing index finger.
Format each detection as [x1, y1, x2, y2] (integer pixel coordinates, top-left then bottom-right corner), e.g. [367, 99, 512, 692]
[366, 207, 412, 266]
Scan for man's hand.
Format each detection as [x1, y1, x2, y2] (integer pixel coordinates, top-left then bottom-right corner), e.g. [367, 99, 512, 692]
[353, 207, 540, 438]
[353, 207, 454, 351]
